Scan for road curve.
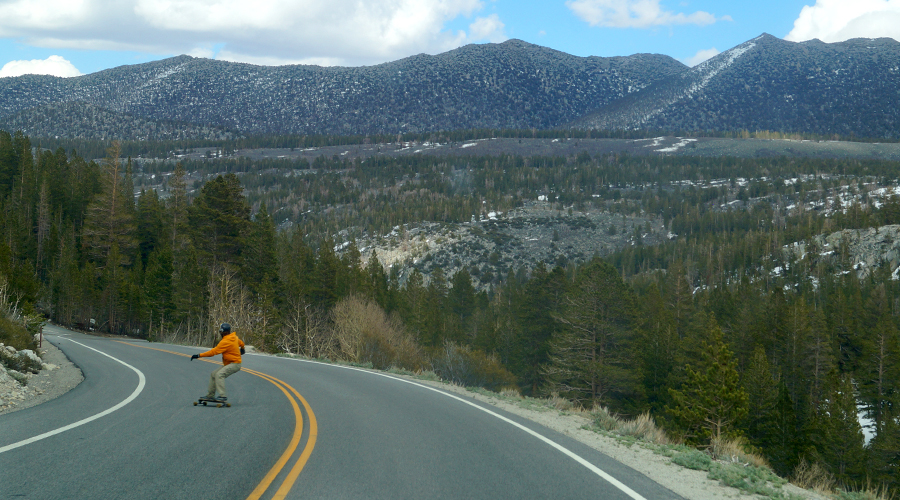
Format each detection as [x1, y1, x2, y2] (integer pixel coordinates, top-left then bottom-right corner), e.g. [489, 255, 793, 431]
[0, 325, 683, 500]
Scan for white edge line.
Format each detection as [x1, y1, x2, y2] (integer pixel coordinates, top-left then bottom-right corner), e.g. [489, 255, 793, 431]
[283, 357, 647, 500]
[0, 338, 147, 454]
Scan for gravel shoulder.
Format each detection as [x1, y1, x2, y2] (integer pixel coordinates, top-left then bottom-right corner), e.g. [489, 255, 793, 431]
[0, 336, 84, 416]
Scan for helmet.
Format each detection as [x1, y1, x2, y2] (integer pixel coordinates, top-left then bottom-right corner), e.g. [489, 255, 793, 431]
[219, 323, 232, 333]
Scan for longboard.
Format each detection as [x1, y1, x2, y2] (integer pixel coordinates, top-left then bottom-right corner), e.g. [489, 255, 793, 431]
[194, 397, 231, 408]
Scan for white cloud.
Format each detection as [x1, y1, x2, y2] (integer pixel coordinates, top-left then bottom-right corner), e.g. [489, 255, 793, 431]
[786, 0, 900, 42]
[566, 0, 729, 28]
[0, 55, 82, 78]
[684, 47, 719, 67]
[0, 0, 502, 68]
[469, 14, 507, 43]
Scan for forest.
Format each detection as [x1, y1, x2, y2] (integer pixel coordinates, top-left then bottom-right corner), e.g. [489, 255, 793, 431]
[0, 128, 897, 494]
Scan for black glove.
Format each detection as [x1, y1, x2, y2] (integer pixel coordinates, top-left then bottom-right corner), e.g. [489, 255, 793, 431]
[240, 347, 245, 355]
[190, 354, 199, 361]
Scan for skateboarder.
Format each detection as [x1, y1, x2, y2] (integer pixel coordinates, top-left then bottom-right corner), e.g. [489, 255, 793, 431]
[191, 323, 246, 402]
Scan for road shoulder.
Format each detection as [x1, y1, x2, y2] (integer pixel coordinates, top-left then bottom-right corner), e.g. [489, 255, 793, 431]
[0, 336, 84, 416]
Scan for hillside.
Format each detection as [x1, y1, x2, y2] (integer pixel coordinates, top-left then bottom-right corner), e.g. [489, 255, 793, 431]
[571, 34, 900, 139]
[0, 41, 685, 137]
[4, 35, 900, 140]
[0, 101, 237, 141]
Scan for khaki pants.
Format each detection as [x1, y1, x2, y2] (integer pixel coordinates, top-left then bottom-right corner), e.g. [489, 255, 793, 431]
[207, 363, 242, 398]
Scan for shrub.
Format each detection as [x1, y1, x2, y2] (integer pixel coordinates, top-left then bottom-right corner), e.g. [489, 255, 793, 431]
[591, 405, 621, 431]
[0, 345, 42, 375]
[0, 314, 35, 352]
[430, 341, 517, 391]
[548, 391, 574, 411]
[791, 460, 835, 494]
[332, 295, 426, 371]
[709, 435, 769, 468]
[672, 449, 713, 471]
[707, 463, 786, 498]
[617, 412, 669, 445]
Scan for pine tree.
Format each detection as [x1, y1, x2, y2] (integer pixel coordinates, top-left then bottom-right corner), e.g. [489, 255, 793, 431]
[241, 204, 278, 296]
[311, 238, 340, 310]
[422, 267, 449, 347]
[867, 410, 900, 493]
[514, 263, 565, 395]
[448, 268, 476, 342]
[768, 380, 801, 476]
[187, 173, 250, 270]
[364, 250, 390, 310]
[143, 248, 175, 332]
[818, 372, 866, 487]
[744, 345, 780, 452]
[804, 305, 835, 411]
[81, 141, 137, 268]
[637, 282, 677, 413]
[667, 314, 748, 444]
[401, 268, 428, 345]
[544, 259, 636, 407]
[857, 312, 898, 436]
[167, 163, 190, 252]
[136, 189, 165, 269]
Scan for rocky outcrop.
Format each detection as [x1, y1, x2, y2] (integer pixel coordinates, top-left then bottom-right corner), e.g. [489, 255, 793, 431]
[813, 225, 900, 278]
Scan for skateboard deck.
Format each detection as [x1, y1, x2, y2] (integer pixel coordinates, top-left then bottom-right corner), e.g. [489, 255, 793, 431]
[194, 397, 231, 408]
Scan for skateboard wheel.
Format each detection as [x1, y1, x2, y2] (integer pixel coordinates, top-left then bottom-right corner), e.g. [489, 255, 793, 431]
[193, 402, 198, 406]
[226, 403, 231, 407]
[216, 403, 222, 408]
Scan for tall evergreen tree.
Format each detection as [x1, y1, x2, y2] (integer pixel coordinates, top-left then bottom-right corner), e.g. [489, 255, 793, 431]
[513, 263, 565, 395]
[637, 282, 677, 413]
[448, 268, 476, 342]
[136, 189, 165, 269]
[167, 163, 190, 252]
[867, 410, 900, 493]
[667, 314, 748, 444]
[143, 248, 175, 332]
[81, 141, 137, 268]
[744, 345, 781, 453]
[241, 204, 278, 296]
[544, 258, 636, 408]
[187, 173, 250, 270]
[858, 312, 899, 436]
[818, 372, 866, 487]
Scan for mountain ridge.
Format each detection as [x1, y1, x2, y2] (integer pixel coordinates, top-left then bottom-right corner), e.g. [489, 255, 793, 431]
[2, 35, 900, 140]
[0, 39, 686, 137]
[570, 34, 900, 138]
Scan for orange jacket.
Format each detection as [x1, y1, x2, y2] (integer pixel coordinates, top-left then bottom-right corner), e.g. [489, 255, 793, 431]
[200, 332, 245, 365]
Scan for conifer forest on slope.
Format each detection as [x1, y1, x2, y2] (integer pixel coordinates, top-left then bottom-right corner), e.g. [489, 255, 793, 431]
[0, 129, 898, 494]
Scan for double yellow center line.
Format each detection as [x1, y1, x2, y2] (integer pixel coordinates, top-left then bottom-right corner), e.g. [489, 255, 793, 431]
[244, 366, 317, 500]
[118, 342, 317, 500]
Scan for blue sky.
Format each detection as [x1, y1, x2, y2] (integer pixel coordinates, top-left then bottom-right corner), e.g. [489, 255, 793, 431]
[1, 0, 899, 78]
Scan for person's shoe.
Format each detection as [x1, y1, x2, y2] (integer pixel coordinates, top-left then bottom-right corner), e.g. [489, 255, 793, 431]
[215, 396, 227, 402]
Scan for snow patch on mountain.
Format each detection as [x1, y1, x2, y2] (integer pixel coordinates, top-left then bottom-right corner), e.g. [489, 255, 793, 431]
[688, 42, 756, 98]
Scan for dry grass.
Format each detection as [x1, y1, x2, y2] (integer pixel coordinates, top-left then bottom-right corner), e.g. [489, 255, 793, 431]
[617, 412, 670, 445]
[791, 460, 835, 495]
[709, 436, 769, 468]
[499, 387, 522, 399]
[548, 391, 575, 411]
[590, 405, 621, 431]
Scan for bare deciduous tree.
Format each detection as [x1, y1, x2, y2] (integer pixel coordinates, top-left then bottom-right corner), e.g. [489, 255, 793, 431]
[281, 295, 335, 359]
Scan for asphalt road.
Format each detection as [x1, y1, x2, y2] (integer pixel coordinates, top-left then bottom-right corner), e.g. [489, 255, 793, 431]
[0, 325, 684, 500]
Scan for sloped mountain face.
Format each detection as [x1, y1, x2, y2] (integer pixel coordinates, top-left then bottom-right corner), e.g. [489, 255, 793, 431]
[572, 34, 900, 139]
[0, 40, 686, 137]
[0, 101, 237, 141]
